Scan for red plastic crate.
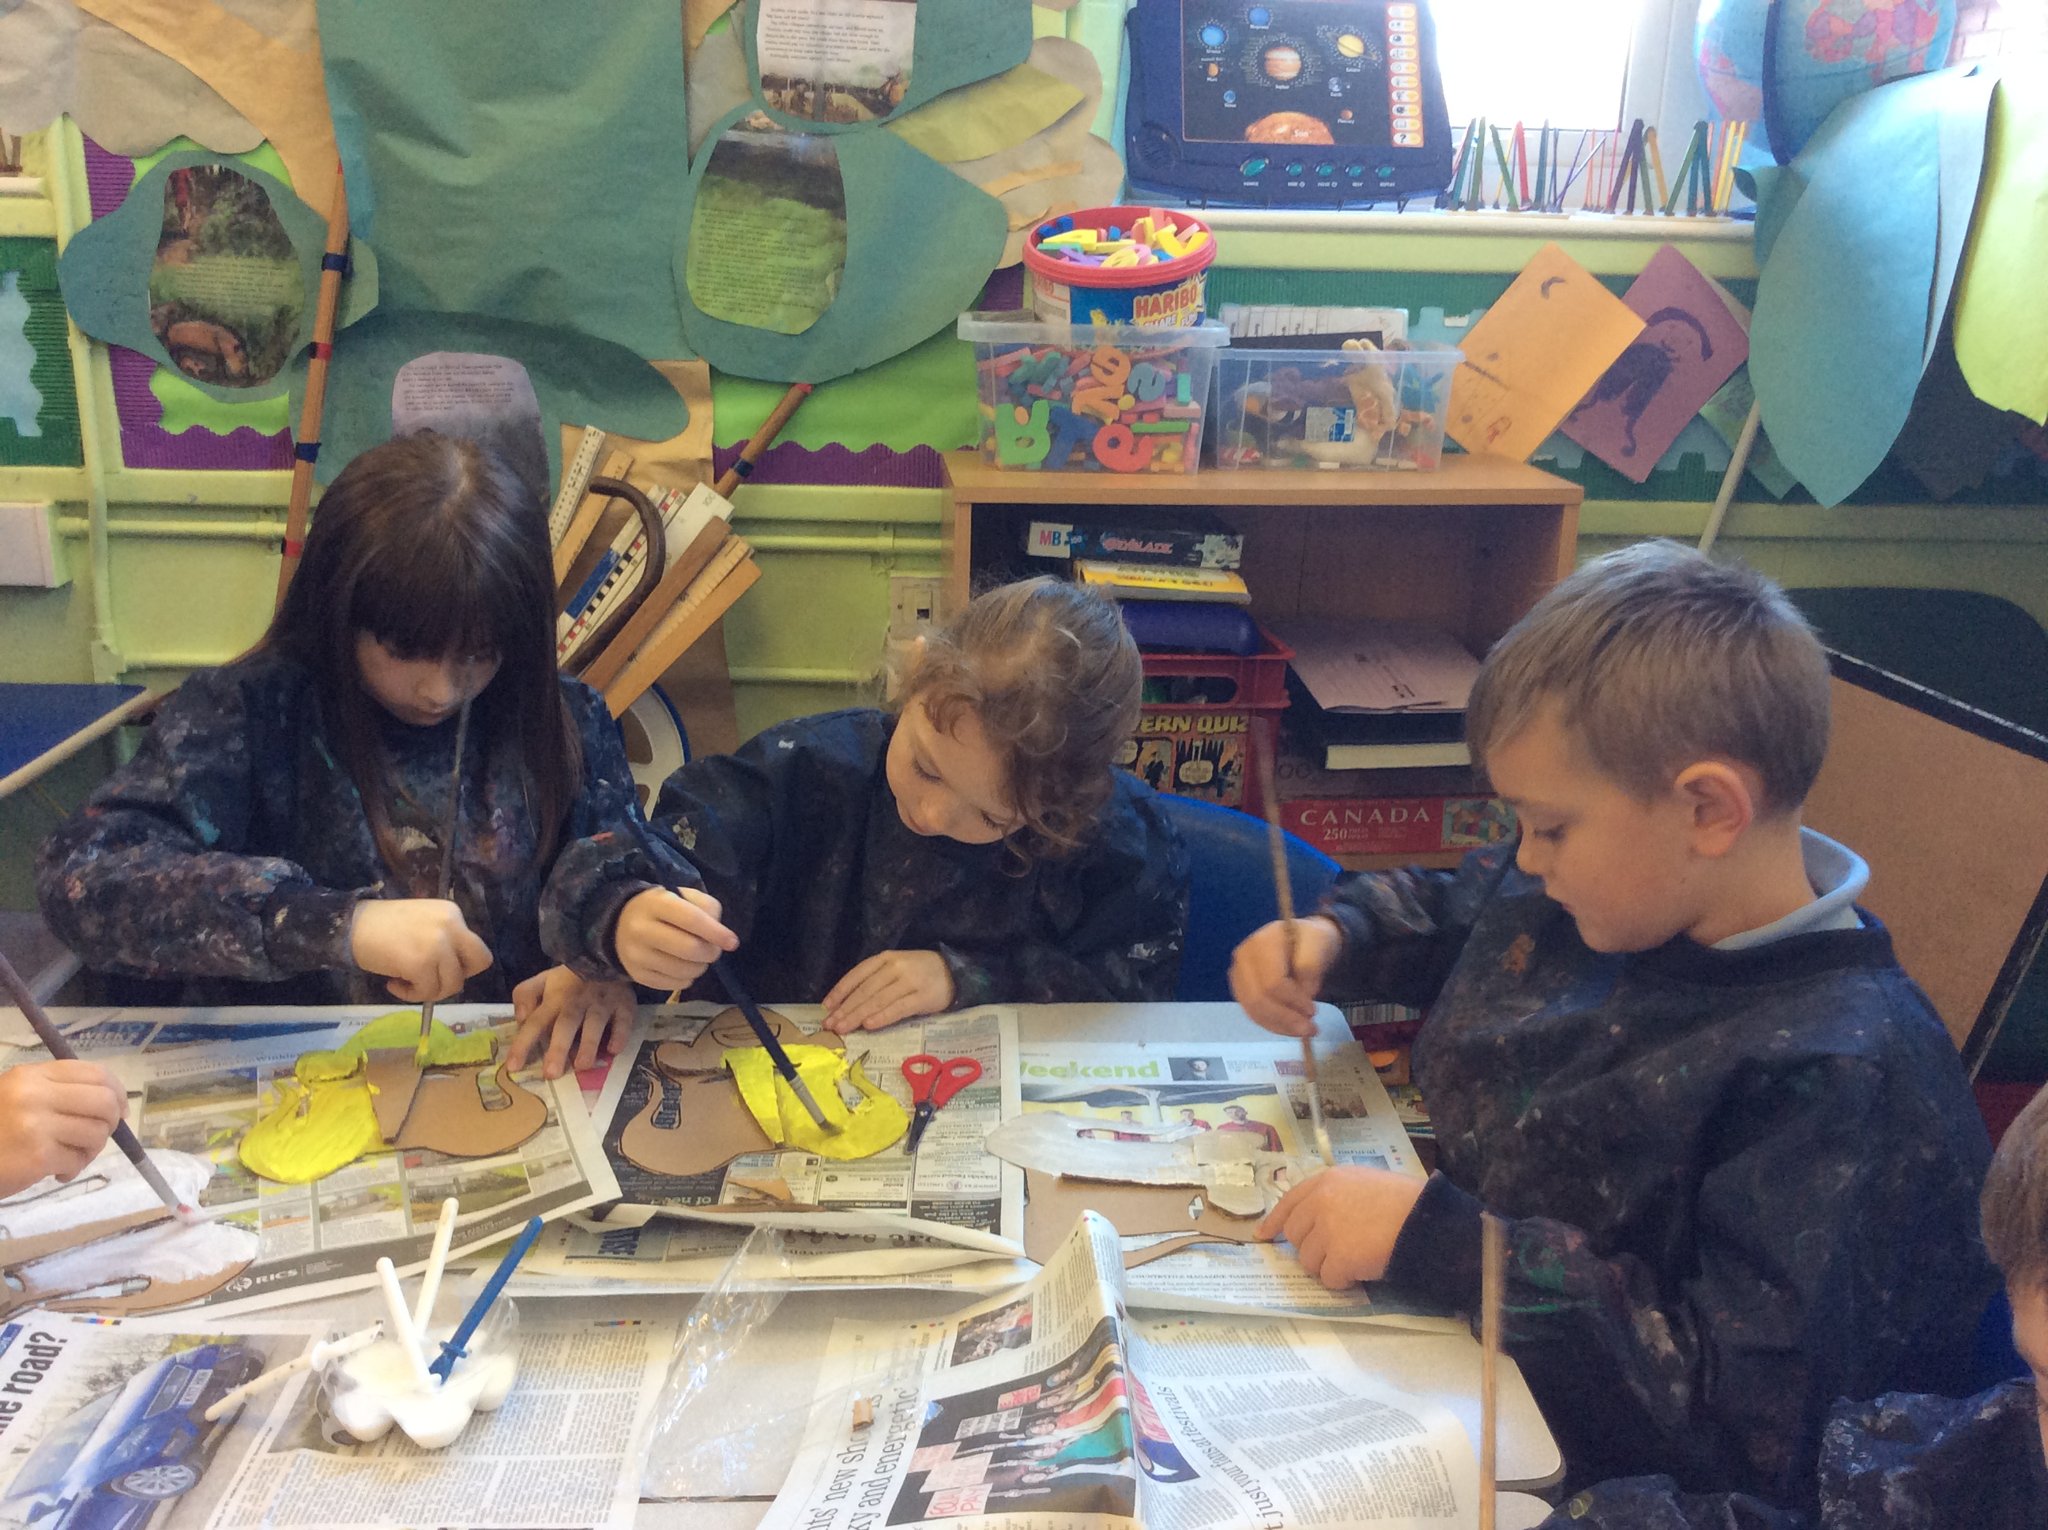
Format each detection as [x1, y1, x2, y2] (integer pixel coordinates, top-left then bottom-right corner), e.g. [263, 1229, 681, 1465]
[1118, 627, 1293, 809]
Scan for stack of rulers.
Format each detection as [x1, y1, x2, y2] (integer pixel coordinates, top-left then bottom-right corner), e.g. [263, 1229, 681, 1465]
[548, 427, 762, 717]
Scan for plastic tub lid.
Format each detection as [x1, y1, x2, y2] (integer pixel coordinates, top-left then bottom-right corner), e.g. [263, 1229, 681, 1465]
[956, 312, 1232, 347]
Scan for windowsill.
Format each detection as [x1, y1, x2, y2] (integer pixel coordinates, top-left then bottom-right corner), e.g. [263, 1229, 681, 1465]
[1194, 206, 1755, 241]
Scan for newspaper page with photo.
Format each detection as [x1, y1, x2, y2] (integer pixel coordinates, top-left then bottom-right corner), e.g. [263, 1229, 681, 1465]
[204, 1314, 673, 1530]
[1015, 1038, 1453, 1326]
[0, 1311, 671, 1530]
[65, 1015, 619, 1316]
[760, 1213, 1480, 1530]
[587, 1004, 1026, 1260]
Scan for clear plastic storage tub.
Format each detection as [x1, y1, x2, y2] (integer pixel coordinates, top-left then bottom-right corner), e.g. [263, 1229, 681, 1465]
[959, 313, 1230, 475]
[1209, 344, 1462, 471]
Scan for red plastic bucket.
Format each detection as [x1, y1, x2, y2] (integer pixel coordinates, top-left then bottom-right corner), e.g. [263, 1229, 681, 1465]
[1021, 206, 1217, 328]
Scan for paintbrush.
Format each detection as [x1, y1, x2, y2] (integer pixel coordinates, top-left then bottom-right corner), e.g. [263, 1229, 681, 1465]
[1479, 1211, 1505, 1530]
[0, 948, 196, 1221]
[415, 696, 473, 1067]
[618, 811, 838, 1133]
[1250, 729, 1335, 1166]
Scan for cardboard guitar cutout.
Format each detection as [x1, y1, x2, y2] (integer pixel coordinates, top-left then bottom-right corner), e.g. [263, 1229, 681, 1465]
[618, 1008, 906, 1179]
[241, 1012, 545, 1184]
[998, 1114, 1319, 1267]
[0, 1148, 257, 1319]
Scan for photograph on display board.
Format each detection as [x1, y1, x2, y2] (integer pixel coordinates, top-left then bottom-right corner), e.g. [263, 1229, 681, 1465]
[687, 115, 850, 335]
[757, 0, 918, 124]
[149, 165, 303, 387]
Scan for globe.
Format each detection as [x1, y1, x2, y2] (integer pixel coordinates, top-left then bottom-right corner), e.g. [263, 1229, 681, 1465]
[1696, 0, 1957, 164]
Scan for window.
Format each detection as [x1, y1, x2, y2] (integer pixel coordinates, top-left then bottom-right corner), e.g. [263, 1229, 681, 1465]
[1434, 0, 1640, 133]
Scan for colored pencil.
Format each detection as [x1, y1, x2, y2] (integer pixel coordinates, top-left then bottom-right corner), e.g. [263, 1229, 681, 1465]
[1490, 125, 1517, 210]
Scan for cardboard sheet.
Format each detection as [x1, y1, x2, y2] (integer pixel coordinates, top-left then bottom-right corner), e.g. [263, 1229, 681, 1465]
[1561, 245, 1749, 483]
[0, 0, 262, 154]
[1444, 243, 1644, 462]
[75, 0, 337, 192]
[319, 0, 694, 361]
[677, 104, 1006, 382]
[1954, 64, 2048, 423]
[1749, 70, 1964, 506]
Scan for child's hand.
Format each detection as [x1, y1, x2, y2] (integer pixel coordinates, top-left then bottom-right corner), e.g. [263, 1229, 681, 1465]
[0, 1060, 128, 1197]
[1256, 1164, 1427, 1289]
[615, 886, 737, 992]
[1228, 915, 1343, 1037]
[349, 898, 494, 1003]
[821, 950, 954, 1033]
[507, 967, 637, 1079]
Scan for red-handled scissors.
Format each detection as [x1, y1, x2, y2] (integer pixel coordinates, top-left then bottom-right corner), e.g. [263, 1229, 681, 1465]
[901, 1054, 982, 1155]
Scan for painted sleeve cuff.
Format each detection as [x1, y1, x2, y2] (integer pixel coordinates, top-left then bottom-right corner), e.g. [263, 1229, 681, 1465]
[1383, 1171, 1486, 1310]
[569, 879, 654, 982]
[936, 945, 996, 1010]
[1319, 899, 1376, 994]
[263, 884, 367, 975]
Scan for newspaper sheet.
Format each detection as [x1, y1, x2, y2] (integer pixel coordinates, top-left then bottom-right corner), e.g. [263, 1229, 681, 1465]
[1017, 1037, 1451, 1324]
[761, 1213, 1479, 1530]
[46, 1015, 620, 1316]
[0, 1309, 671, 1530]
[588, 1004, 1026, 1259]
[516, 1215, 1035, 1296]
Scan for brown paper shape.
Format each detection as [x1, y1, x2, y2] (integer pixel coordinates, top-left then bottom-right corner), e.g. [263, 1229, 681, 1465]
[393, 1063, 547, 1157]
[558, 359, 715, 498]
[365, 1047, 426, 1142]
[1022, 1168, 1261, 1265]
[1122, 1232, 1239, 1271]
[618, 1009, 843, 1180]
[73, 0, 337, 193]
[0, 1205, 168, 1270]
[685, 0, 741, 54]
[44, 1260, 251, 1318]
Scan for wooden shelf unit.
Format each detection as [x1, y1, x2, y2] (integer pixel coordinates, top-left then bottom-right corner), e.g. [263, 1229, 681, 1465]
[940, 453, 1584, 663]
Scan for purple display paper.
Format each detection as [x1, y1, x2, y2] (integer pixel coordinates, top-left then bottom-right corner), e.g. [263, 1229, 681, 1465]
[1561, 245, 1749, 483]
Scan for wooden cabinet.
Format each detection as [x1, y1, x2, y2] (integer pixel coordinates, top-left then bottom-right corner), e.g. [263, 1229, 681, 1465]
[939, 452, 1585, 867]
[941, 453, 1582, 656]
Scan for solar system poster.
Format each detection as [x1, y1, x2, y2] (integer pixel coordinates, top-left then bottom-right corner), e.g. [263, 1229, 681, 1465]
[1179, 0, 1426, 148]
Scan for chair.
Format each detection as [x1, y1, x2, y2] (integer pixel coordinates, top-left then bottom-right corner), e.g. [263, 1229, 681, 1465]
[1152, 793, 1341, 1003]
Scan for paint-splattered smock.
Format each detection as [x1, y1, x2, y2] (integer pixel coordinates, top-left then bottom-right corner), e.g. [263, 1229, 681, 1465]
[36, 650, 679, 1006]
[1316, 844, 1995, 1511]
[1534, 1380, 2047, 1527]
[542, 708, 1188, 1006]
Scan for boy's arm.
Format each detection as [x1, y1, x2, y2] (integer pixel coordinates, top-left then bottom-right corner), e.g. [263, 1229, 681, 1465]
[937, 790, 1191, 1008]
[1318, 845, 1515, 1009]
[35, 670, 373, 981]
[539, 683, 711, 980]
[1383, 1048, 1995, 1507]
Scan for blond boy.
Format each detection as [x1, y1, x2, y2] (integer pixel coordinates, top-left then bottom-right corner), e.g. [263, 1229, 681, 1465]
[1232, 542, 1994, 1509]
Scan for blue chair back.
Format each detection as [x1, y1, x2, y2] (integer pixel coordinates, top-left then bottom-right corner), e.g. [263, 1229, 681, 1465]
[1153, 794, 1341, 1003]
[1970, 1286, 2026, 1390]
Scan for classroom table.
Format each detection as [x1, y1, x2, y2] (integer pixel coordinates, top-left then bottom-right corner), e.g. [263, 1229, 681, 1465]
[7, 1000, 1564, 1525]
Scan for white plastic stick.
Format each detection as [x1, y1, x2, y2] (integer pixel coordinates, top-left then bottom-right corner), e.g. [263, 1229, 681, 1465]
[202, 1323, 383, 1421]
[376, 1256, 437, 1390]
[412, 1198, 460, 1332]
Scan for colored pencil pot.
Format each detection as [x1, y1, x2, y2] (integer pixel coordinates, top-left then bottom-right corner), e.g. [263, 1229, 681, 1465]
[1210, 344, 1462, 471]
[1022, 206, 1217, 328]
[960, 313, 1229, 475]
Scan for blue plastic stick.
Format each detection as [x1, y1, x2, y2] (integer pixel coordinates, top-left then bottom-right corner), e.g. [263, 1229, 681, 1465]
[431, 1217, 542, 1382]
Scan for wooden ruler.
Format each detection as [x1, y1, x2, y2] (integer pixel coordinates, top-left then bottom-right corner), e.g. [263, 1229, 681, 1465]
[552, 449, 635, 590]
[604, 538, 759, 716]
[548, 427, 608, 547]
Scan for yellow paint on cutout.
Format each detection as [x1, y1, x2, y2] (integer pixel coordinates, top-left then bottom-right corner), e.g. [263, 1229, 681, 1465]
[724, 1046, 908, 1159]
